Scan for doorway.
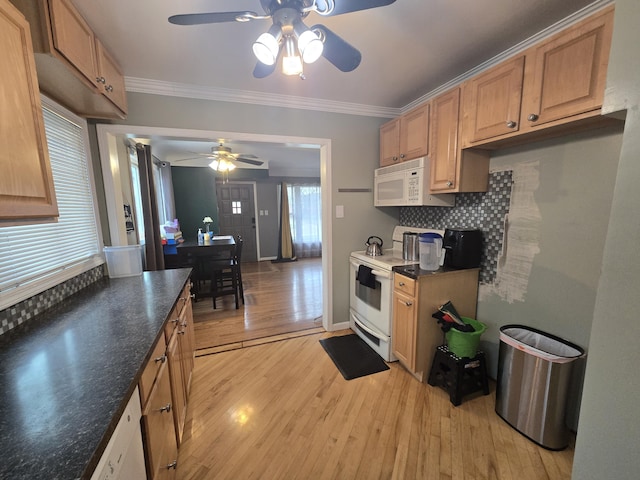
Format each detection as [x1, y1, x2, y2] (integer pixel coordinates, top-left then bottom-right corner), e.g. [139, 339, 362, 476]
[96, 124, 333, 332]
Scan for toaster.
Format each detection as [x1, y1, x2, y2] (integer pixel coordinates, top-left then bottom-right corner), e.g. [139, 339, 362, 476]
[443, 228, 482, 269]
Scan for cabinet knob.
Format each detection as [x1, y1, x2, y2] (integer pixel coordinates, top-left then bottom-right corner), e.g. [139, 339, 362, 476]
[105, 85, 114, 93]
[398, 282, 405, 286]
[154, 354, 167, 364]
[527, 113, 539, 122]
[166, 461, 178, 470]
[399, 153, 405, 158]
[392, 156, 398, 161]
[404, 301, 413, 307]
[506, 120, 517, 128]
[446, 181, 453, 187]
[170, 318, 179, 324]
[96, 76, 106, 84]
[159, 403, 172, 413]
[178, 330, 186, 335]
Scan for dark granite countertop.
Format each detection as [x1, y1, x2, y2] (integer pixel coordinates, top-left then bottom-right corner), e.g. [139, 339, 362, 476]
[392, 264, 480, 279]
[0, 268, 192, 480]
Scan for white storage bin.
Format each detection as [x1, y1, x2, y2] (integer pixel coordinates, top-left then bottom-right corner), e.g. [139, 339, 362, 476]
[103, 245, 143, 278]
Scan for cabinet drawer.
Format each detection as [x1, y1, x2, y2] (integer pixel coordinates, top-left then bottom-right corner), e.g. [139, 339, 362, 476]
[394, 274, 415, 296]
[164, 306, 180, 341]
[139, 334, 167, 409]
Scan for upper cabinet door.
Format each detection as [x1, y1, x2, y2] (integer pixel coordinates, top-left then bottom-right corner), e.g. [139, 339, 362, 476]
[399, 103, 430, 161]
[0, 0, 58, 221]
[379, 118, 400, 167]
[523, 6, 614, 127]
[462, 56, 525, 143]
[48, 0, 97, 85]
[95, 38, 127, 113]
[429, 88, 460, 192]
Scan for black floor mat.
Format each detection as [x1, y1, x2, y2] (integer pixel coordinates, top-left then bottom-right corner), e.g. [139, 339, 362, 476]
[319, 334, 390, 380]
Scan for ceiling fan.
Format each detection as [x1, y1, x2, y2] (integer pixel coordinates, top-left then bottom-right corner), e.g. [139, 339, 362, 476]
[168, 0, 397, 78]
[174, 143, 264, 171]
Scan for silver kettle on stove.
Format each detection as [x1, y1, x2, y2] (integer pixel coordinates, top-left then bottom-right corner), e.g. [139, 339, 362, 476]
[365, 236, 383, 256]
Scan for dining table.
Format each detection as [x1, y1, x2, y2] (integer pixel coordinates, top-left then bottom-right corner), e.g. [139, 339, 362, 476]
[173, 235, 236, 301]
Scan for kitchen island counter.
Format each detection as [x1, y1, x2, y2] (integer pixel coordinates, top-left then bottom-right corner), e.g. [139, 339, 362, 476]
[0, 268, 192, 480]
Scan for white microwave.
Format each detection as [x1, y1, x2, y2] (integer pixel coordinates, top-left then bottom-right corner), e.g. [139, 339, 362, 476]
[373, 157, 455, 207]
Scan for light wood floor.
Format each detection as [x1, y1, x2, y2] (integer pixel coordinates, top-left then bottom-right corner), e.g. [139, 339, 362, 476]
[192, 257, 323, 351]
[177, 330, 575, 480]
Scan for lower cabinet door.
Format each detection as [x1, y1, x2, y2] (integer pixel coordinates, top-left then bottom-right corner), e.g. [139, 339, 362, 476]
[142, 360, 178, 480]
[167, 329, 187, 446]
[392, 290, 417, 371]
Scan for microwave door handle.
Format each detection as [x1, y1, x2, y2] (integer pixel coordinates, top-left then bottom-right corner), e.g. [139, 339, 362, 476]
[350, 260, 391, 279]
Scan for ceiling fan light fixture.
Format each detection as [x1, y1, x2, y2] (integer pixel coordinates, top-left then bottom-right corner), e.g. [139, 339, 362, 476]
[297, 29, 323, 63]
[282, 36, 303, 76]
[253, 26, 281, 65]
[209, 159, 236, 172]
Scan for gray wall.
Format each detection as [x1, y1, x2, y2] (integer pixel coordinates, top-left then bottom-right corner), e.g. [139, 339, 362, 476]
[478, 127, 623, 430]
[572, 0, 640, 477]
[111, 93, 398, 325]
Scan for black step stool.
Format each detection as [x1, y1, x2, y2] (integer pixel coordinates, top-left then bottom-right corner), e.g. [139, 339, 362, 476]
[427, 345, 490, 406]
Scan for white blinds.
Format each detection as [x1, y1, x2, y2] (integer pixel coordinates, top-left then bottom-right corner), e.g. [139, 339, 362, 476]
[0, 98, 102, 310]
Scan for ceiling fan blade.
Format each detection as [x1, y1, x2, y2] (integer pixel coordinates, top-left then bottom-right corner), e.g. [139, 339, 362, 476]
[168, 11, 258, 25]
[253, 60, 277, 78]
[317, 0, 396, 16]
[311, 25, 361, 72]
[235, 156, 264, 166]
[173, 156, 204, 163]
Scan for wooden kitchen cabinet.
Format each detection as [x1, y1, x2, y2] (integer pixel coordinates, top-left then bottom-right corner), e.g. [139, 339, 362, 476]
[141, 350, 178, 480]
[164, 282, 195, 447]
[0, 0, 58, 222]
[9, 0, 127, 119]
[429, 88, 490, 193]
[392, 269, 479, 382]
[461, 5, 614, 148]
[140, 281, 193, 479]
[95, 37, 128, 113]
[461, 56, 526, 143]
[379, 103, 430, 166]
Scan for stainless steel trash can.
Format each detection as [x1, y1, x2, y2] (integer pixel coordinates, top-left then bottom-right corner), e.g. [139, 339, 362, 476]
[495, 325, 585, 450]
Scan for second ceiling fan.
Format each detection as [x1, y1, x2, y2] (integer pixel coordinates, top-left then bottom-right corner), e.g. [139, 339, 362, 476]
[174, 143, 264, 171]
[168, 0, 396, 78]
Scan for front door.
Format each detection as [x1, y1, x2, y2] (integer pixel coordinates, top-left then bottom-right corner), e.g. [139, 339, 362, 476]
[216, 182, 257, 262]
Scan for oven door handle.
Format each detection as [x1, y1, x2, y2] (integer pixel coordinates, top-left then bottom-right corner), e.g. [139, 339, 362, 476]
[350, 311, 387, 342]
[349, 260, 391, 279]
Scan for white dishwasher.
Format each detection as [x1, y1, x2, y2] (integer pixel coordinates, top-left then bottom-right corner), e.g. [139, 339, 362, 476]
[90, 387, 147, 480]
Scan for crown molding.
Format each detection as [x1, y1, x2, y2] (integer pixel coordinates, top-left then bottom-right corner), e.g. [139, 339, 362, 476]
[401, 0, 614, 113]
[125, 77, 400, 118]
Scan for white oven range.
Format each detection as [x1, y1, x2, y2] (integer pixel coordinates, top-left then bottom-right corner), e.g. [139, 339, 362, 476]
[349, 226, 444, 362]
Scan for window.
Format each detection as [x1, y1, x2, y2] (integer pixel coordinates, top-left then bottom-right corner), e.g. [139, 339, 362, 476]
[128, 149, 146, 241]
[0, 97, 102, 310]
[232, 201, 242, 215]
[287, 184, 322, 257]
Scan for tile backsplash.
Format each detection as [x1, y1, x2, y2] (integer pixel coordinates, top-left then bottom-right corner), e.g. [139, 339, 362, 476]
[400, 170, 512, 284]
[0, 266, 105, 336]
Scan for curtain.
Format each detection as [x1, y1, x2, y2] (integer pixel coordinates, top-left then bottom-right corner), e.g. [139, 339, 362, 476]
[287, 183, 322, 258]
[136, 144, 165, 270]
[274, 181, 296, 262]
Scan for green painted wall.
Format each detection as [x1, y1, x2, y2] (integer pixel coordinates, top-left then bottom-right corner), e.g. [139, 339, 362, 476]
[170, 166, 218, 241]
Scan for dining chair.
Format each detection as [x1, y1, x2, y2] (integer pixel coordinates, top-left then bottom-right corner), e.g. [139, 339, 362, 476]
[209, 239, 241, 309]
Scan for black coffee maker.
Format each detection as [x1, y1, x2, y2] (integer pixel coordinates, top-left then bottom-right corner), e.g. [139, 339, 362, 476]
[443, 228, 482, 269]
